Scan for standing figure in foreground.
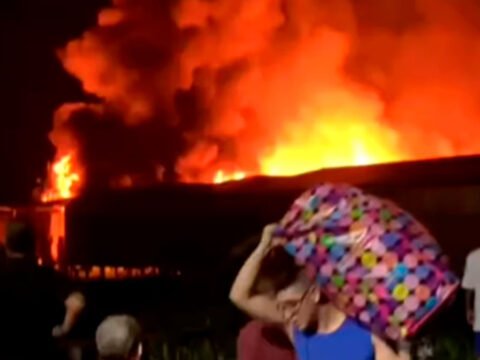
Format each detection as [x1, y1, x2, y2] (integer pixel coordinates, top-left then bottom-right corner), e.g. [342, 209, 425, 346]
[230, 225, 410, 360]
[231, 229, 298, 360]
[463, 248, 480, 359]
[0, 221, 85, 359]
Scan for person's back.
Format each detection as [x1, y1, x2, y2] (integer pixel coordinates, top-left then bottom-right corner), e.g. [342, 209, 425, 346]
[0, 258, 66, 359]
[294, 317, 374, 360]
[237, 320, 296, 360]
[0, 221, 72, 359]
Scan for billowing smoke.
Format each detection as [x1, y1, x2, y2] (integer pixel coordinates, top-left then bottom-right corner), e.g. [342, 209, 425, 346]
[50, 0, 480, 188]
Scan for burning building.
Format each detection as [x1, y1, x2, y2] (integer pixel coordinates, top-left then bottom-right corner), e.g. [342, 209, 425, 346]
[45, 0, 480, 191]
[0, 204, 65, 265]
[32, 155, 480, 279]
[6, 0, 480, 278]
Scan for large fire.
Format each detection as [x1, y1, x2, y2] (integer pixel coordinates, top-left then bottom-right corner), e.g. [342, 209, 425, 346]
[213, 108, 404, 183]
[41, 0, 480, 199]
[258, 94, 405, 176]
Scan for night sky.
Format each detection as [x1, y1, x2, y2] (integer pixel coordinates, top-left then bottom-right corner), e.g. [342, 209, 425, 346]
[0, 0, 105, 203]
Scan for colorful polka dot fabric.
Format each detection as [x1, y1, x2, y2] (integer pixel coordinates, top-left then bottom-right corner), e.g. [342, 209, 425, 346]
[274, 183, 459, 341]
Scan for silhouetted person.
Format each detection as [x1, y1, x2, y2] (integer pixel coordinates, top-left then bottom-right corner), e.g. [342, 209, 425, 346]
[0, 221, 85, 359]
[96, 315, 143, 360]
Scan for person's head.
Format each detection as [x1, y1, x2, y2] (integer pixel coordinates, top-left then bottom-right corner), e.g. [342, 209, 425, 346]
[257, 246, 321, 326]
[277, 276, 330, 332]
[96, 315, 142, 360]
[5, 221, 36, 259]
[275, 271, 312, 324]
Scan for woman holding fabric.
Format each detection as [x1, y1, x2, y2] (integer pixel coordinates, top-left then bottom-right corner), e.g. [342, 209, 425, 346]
[230, 183, 458, 360]
[230, 225, 409, 360]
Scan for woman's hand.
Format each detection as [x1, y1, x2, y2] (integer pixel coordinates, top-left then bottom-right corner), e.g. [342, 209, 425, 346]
[257, 224, 280, 253]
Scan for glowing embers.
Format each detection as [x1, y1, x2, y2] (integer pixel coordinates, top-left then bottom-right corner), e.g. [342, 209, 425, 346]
[62, 265, 164, 280]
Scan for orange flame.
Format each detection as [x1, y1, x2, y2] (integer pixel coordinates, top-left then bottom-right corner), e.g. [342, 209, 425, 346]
[213, 170, 247, 184]
[41, 154, 81, 202]
[259, 92, 405, 176]
[48, 205, 65, 262]
[212, 89, 406, 182]
[50, 1, 480, 186]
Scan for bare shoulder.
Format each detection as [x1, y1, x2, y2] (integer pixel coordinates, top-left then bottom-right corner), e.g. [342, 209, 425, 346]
[372, 335, 411, 360]
[233, 293, 284, 324]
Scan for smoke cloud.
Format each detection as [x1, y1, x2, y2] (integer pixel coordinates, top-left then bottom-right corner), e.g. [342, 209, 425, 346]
[50, 0, 480, 187]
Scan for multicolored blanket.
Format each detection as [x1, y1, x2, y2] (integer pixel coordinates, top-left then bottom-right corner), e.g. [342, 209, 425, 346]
[274, 183, 459, 340]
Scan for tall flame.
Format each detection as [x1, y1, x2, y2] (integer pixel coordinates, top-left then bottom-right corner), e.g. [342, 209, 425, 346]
[211, 88, 405, 183]
[41, 154, 81, 202]
[49, 205, 66, 262]
[258, 90, 405, 176]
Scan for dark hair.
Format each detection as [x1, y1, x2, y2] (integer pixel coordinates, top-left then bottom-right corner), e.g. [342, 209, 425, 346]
[255, 246, 303, 294]
[6, 221, 36, 255]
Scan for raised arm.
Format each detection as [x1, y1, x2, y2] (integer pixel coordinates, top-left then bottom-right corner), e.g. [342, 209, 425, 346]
[52, 291, 86, 337]
[229, 225, 284, 323]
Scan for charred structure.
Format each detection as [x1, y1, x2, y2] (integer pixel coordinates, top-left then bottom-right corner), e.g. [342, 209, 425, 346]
[61, 155, 480, 274]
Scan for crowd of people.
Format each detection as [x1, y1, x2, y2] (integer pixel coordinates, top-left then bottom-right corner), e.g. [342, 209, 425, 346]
[1, 182, 480, 360]
[0, 221, 143, 360]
